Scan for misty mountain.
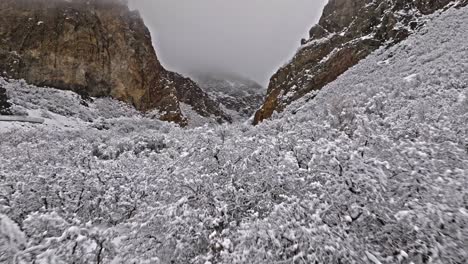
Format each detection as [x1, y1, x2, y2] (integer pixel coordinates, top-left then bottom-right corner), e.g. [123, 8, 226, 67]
[1, 0, 467, 263]
[1, 4, 467, 261]
[192, 73, 265, 121]
[0, 0, 230, 126]
[128, 0, 327, 85]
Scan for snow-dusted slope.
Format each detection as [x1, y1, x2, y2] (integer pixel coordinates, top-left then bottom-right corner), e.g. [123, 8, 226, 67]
[254, 0, 467, 124]
[0, 5, 467, 264]
[0, 78, 162, 131]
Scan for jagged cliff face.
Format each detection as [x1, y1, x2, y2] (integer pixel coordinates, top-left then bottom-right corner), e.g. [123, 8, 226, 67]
[0, 0, 229, 125]
[193, 74, 265, 121]
[166, 72, 233, 124]
[254, 0, 467, 124]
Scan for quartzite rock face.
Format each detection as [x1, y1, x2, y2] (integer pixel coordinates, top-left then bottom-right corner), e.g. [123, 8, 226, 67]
[0, 0, 229, 125]
[254, 0, 467, 124]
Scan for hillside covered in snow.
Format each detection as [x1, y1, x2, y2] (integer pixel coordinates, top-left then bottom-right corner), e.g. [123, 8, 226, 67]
[254, 0, 467, 124]
[0, 4, 467, 264]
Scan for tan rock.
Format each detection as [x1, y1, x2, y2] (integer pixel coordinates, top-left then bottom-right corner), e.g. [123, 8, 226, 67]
[0, 0, 230, 125]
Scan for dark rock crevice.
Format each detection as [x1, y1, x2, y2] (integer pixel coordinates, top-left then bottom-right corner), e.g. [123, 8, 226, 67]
[0, 86, 12, 115]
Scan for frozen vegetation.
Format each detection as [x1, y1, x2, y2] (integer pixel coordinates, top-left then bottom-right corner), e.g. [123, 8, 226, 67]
[1, 5, 467, 264]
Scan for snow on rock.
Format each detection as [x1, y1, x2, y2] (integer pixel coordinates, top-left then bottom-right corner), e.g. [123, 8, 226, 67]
[179, 102, 219, 128]
[0, 4, 467, 264]
[254, 0, 467, 124]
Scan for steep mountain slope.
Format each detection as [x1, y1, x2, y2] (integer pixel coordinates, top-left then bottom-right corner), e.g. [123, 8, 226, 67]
[193, 73, 265, 121]
[0, 0, 229, 125]
[1, 3, 467, 264]
[254, 0, 468, 124]
[167, 72, 233, 125]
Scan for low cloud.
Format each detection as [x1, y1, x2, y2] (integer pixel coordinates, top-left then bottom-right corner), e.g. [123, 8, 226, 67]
[129, 0, 326, 85]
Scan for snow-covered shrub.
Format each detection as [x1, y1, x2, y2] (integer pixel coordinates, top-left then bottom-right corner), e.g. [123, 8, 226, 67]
[327, 96, 358, 136]
[0, 214, 26, 263]
[0, 4, 467, 264]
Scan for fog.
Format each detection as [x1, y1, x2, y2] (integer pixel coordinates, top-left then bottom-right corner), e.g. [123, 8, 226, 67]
[129, 0, 327, 86]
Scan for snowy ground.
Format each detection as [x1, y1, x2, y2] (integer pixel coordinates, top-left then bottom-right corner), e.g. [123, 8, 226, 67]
[1, 5, 467, 264]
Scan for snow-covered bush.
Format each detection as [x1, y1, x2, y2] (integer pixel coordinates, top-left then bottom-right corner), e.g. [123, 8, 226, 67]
[0, 4, 467, 264]
[0, 214, 26, 263]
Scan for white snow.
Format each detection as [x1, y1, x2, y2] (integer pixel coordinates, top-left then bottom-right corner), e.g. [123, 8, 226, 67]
[0, 4, 467, 264]
[403, 73, 419, 82]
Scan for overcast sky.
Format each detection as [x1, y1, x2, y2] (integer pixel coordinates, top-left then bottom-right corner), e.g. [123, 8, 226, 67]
[129, 0, 327, 85]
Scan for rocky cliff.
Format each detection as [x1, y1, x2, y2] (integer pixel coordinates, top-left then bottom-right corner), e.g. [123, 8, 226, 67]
[0, 0, 229, 125]
[254, 0, 468, 124]
[166, 72, 232, 124]
[193, 73, 265, 121]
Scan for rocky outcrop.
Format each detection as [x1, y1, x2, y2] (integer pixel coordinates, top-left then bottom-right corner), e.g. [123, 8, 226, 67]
[0, 86, 12, 115]
[254, 0, 467, 124]
[193, 73, 265, 121]
[166, 72, 232, 124]
[0, 0, 229, 125]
